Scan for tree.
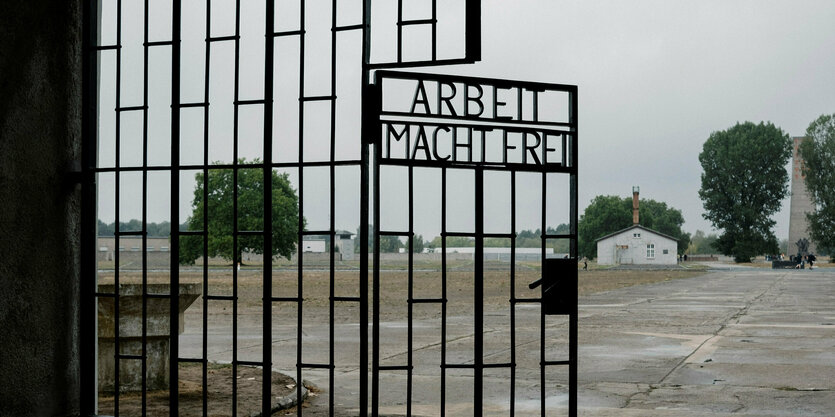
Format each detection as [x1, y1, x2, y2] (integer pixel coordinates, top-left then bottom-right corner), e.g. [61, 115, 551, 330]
[412, 234, 425, 253]
[688, 230, 719, 255]
[179, 160, 302, 264]
[698, 122, 791, 262]
[798, 113, 835, 254]
[578, 195, 691, 259]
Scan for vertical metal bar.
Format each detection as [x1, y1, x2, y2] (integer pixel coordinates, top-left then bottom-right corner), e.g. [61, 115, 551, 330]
[329, 0, 338, 414]
[371, 110, 381, 417]
[396, 0, 403, 63]
[297, 1, 307, 414]
[80, 0, 99, 412]
[361, 6, 373, 415]
[539, 169, 546, 417]
[359, 1, 372, 412]
[231, 1, 241, 415]
[114, 1, 123, 412]
[474, 167, 483, 417]
[407, 165, 414, 416]
[263, 0, 276, 414]
[439, 166, 447, 417]
[201, 1, 212, 415]
[509, 170, 516, 416]
[568, 88, 579, 417]
[431, 0, 437, 61]
[465, 0, 481, 62]
[169, 0, 183, 414]
[141, 0, 150, 412]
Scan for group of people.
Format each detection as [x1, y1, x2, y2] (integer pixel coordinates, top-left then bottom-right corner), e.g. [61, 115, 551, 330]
[793, 253, 817, 269]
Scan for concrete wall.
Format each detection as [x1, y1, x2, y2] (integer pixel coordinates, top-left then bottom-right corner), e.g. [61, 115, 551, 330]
[597, 229, 678, 265]
[0, 1, 83, 415]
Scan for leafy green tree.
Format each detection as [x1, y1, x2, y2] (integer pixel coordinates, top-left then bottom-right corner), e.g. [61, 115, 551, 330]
[698, 122, 791, 262]
[798, 113, 835, 254]
[578, 195, 691, 259]
[379, 235, 403, 253]
[179, 160, 302, 264]
[688, 230, 720, 255]
[412, 234, 425, 253]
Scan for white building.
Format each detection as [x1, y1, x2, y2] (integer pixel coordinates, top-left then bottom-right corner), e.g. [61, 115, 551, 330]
[595, 225, 678, 265]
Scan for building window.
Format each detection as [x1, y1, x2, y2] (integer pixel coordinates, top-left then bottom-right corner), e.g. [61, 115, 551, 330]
[633, 232, 641, 238]
[663, 249, 669, 255]
[646, 244, 655, 258]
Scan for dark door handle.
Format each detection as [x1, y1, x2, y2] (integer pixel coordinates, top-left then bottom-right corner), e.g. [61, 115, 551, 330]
[528, 278, 542, 289]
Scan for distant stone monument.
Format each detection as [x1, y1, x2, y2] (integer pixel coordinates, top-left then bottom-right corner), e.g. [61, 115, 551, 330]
[788, 137, 817, 254]
[97, 283, 201, 392]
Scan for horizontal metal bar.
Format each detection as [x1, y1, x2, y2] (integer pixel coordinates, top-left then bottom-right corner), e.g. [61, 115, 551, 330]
[409, 298, 444, 304]
[95, 44, 120, 50]
[235, 99, 267, 105]
[511, 298, 541, 304]
[237, 360, 263, 367]
[299, 363, 333, 370]
[398, 18, 436, 26]
[299, 95, 336, 102]
[273, 29, 304, 37]
[442, 232, 475, 237]
[145, 40, 173, 47]
[542, 360, 571, 366]
[332, 296, 361, 302]
[115, 230, 145, 236]
[94, 160, 364, 173]
[94, 292, 116, 298]
[441, 363, 474, 369]
[378, 365, 411, 371]
[379, 158, 574, 174]
[376, 70, 579, 95]
[206, 35, 238, 42]
[379, 111, 574, 130]
[368, 57, 477, 70]
[146, 293, 170, 299]
[270, 297, 302, 303]
[333, 24, 363, 32]
[483, 233, 515, 239]
[378, 231, 410, 236]
[176, 102, 209, 108]
[179, 230, 203, 236]
[205, 295, 236, 301]
[117, 354, 143, 360]
[115, 105, 147, 112]
[177, 358, 205, 364]
[483, 362, 513, 369]
[301, 230, 333, 236]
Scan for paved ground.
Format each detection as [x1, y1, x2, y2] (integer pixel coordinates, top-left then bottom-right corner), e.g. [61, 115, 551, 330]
[179, 268, 835, 416]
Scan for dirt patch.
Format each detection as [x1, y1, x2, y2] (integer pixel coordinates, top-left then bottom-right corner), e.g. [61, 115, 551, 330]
[97, 363, 297, 417]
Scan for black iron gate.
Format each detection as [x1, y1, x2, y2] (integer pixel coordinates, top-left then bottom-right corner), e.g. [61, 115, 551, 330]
[369, 71, 577, 415]
[81, 1, 576, 416]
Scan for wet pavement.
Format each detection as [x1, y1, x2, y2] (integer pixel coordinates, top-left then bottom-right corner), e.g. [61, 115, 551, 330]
[180, 268, 835, 416]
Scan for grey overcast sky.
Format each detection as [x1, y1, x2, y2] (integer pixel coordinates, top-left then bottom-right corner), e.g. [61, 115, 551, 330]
[97, 0, 835, 241]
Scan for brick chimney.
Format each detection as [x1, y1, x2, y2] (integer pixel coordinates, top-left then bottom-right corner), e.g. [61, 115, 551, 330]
[632, 186, 640, 225]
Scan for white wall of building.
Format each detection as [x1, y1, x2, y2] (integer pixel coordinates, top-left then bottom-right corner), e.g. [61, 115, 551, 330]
[597, 227, 678, 265]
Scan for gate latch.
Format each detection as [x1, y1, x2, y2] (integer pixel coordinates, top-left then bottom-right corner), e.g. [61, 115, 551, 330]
[529, 258, 577, 315]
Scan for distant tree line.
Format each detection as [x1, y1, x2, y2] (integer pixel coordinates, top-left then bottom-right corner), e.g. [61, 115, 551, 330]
[353, 225, 571, 253]
[97, 219, 185, 237]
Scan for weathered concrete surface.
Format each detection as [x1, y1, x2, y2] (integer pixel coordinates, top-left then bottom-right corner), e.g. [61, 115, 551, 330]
[97, 284, 201, 391]
[180, 269, 834, 416]
[0, 1, 83, 416]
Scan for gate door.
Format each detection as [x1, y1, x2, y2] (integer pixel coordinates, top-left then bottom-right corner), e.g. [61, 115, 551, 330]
[371, 71, 578, 416]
